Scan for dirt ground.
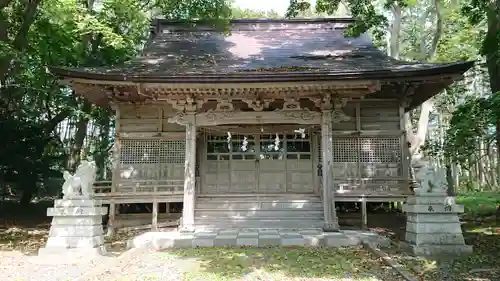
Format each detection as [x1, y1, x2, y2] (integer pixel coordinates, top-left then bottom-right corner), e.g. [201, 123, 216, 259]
[1, 203, 498, 281]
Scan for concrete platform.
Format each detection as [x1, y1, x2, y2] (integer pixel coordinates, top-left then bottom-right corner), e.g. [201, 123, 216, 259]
[127, 229, 391, 249]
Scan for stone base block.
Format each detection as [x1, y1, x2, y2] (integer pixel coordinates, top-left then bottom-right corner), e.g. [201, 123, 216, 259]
[324, 233, 360, 247]
[38, 245, 107, 260]
[323, 222, 340, 232]
[45, 235, 104, 248]
[49, 225, 103, 237]
[50, 216, 103, 225]
[406, 232, 466, 245]
[404, 193, 472, 256]
[403, 204, 464, 213]
[54, 198, 104, 207]
[47, 206, 108, 217]
[406, 213, 460, 223]
[406, 221, 463, 233]
[410, 244, 473, 256]
[350, 231, 391, 248]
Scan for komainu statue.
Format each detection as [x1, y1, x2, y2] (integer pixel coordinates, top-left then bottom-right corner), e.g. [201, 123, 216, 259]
[62, 160, 97, 199]
[411, 154, 446, 193]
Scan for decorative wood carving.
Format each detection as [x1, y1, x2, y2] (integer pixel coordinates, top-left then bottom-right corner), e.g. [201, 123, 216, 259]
[168, 112, 186, 125]
[331, 97, 351, 123]
[167, 112, 195, 125]
[196, 110, 320, 126]
[204, 109, 235, 122]
[282, 98, 301, 110]
[166, 96, 206, 112]
[309, 93, 332, 110]
[278, 109, 317, 121]
[242, 99, 272, 111]
[215, 99, 234, 111]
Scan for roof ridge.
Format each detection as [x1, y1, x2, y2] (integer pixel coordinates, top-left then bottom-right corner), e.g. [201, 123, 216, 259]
[153, 18, 355, 25]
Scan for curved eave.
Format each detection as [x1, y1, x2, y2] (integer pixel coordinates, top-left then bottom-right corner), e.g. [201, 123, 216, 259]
[49, 61, 474, 84]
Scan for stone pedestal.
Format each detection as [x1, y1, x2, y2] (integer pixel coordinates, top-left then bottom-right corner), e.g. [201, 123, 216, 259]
[403, 189, 472, 256]
[38, 197, 108, 258]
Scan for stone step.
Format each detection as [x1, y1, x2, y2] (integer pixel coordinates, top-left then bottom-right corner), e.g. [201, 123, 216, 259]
[196, 196, 322, 202]
[195, 218, 325, 229]
[196, 201, 323, 210]
[195, 210, 324, 219]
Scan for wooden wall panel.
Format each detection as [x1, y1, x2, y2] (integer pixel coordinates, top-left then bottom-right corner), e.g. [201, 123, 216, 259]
[332, 102, 356, 131]
[118, 104, 186, 133]
[360, 100, 400, 131]
[120, 119, 159, 132]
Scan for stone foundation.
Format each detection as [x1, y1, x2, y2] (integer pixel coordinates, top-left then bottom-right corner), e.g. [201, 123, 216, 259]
[403, 190, 472, 256]
[127, 229, 391, 249]
[38, 197, 108, 258]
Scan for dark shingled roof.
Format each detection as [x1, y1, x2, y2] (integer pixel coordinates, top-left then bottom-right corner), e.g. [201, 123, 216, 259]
[51, 18, 473, 83]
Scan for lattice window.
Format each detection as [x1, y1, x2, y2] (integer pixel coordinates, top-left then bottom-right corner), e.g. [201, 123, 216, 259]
[358, 137, 400, 163]
[159, 140, 185, 164]
[120, 139, 185, 164]
[332, 136, 401, 163]
[332, 138, 359, 163]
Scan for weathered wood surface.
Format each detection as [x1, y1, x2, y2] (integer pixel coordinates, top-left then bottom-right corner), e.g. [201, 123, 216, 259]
[114, 213, 181, 229]
[111, 98, 409, 201]
[92, 180, 184, 204]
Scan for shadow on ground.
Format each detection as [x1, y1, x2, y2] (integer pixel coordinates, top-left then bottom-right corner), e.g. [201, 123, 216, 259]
[377, 213, 500, 281]
[0, 200, 138, 255]
[163, 246, 401, 281]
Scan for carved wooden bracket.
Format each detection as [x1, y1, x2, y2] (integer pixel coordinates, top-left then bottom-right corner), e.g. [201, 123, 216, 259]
[282, 98, 302, 110]
[309, 93, 332, 110]
[215, 99, 234, 111]
[277, 109, 317, 121]
[331, 97, 351, 123]
[242, 98, 273, 111]
[204, 109, 235, 122]
[167, 96, 206, 112]
[167, 111, 195, 125]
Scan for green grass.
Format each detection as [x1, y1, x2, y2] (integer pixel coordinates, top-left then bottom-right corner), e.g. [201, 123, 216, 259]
[456, 191, 500, 217]
[160, 246, 397, 281]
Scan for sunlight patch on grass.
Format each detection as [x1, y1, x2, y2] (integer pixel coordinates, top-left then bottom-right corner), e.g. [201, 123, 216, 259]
[457, 192, 500, 217]
[159, 246, 397, 281]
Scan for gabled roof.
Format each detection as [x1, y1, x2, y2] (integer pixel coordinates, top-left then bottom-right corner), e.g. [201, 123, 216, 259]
[51, 18, 473, 83]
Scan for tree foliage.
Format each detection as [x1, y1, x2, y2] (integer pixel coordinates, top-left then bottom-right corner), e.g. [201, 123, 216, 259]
[0, 0, 233, 203]
[0, 0, 497, 203]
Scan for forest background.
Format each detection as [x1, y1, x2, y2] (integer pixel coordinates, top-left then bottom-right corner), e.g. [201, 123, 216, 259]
[0, 0, 498, 214]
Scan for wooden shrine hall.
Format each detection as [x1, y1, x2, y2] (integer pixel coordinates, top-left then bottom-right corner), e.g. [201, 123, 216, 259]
[50, 18, 473, 233]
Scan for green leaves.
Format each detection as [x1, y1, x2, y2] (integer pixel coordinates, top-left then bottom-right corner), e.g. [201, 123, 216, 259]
[0, 0, 236, 201]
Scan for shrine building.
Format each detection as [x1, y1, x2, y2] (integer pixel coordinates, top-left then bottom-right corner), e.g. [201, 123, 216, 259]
[50, 18, 473, 233]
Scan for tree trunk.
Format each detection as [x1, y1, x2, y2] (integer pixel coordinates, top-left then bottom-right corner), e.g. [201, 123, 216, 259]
[19, 176, 37, 205]
[95, 112, 111, 179]
[446, 160, 455, 196]
[486, 1, 500, 186]
[388, 5, 402, 59]
[67, 100, 92, 172]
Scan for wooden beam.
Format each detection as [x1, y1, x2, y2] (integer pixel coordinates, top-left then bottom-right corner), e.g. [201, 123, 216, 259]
[117, 132, 186, 139]
[195, 110, 321, 126]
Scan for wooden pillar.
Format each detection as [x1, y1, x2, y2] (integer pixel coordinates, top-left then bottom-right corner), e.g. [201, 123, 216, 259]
[106, 104, 120, 237]
[321, 110, 339, 232]
[152, 199, 158, 231]
[181, 120, 197, 232]
[361, 196, 367, 230]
